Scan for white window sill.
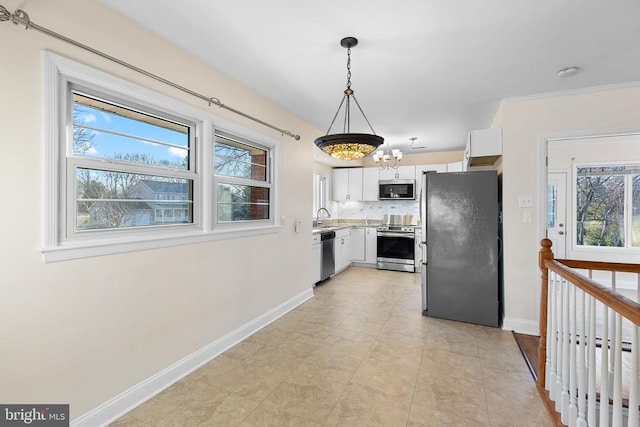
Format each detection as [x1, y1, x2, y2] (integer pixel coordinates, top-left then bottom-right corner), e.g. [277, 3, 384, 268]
[42, 225, 282, 263]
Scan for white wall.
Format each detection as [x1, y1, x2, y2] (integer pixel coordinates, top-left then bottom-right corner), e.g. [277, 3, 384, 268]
[496, 84, 640, 334]
[0, 0, 319, 421]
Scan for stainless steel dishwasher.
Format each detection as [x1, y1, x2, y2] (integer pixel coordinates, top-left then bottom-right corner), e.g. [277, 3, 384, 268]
[320, 231, 335, 282]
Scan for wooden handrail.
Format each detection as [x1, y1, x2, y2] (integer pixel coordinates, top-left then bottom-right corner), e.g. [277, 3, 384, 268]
[537, 238, 640, 390]
[544, 258, 640, 326]
[557, 258, 640, 274]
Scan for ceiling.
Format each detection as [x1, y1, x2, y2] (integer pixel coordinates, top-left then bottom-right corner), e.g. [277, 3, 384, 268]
[101, 0, 640, 160]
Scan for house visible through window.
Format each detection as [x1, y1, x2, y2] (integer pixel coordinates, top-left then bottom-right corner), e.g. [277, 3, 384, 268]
[576, 165, 640, 248]
[72, 90, 195, 232]
[214, 133, 271, 222]
[44, 52, 280, 261]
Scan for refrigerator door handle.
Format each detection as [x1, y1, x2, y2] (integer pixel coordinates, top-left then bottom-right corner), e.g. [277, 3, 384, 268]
[419, 241, 427, 265]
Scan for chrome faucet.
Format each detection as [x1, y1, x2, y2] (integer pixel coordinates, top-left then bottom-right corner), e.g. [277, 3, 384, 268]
[315, 207, 331, 226]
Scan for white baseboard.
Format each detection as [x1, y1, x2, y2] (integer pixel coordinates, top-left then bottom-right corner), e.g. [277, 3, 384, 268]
[502, 317, 540, 336]
[71, 288, 314, 427]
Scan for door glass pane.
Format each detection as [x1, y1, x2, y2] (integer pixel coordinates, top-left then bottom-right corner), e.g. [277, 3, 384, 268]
[547, 184, 556, 228]
[576, 167, 624, 247]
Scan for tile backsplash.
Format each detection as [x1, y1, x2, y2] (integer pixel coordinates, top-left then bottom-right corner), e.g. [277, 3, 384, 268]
[328, 200, 419, 220]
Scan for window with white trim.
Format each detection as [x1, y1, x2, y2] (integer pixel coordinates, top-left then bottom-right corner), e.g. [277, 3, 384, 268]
[214, 132, 272, 223]
[70, 88, 196, 234]
[575, 164, 640, 248]
[43, 52, 281, 262]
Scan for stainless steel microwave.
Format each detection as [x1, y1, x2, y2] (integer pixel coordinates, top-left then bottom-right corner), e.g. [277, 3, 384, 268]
[378, 179, 415, 200]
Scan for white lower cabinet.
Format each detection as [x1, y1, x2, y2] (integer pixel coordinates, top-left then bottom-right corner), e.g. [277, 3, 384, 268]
[312, 234, 321, 284]
[365, 227, 377, 264]
[334, 228, 352, 273]
[350, 228, 365, 262]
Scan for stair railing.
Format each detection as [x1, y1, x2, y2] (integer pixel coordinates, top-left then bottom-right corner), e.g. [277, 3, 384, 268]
[538, 238, 640, 426]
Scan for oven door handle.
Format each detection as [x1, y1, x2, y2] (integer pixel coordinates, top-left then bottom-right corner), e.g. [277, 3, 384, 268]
[377, 232, 414, 238]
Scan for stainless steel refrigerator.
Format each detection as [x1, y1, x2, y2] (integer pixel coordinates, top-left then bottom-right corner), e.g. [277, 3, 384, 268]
[420, 170, 502, 327]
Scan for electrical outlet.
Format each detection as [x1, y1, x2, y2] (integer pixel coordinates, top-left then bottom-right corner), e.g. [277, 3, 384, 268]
[523, 212, 533, 223]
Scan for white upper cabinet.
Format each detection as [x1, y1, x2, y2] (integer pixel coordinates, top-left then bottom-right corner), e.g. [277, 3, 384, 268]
[332, 168, 363, 201]
[415, 164, 447, 197]
[379, 165, 415, 181]
[362, 167, 379, 201]
[446, 161, 463, 172]
[463, 128, 502, 170]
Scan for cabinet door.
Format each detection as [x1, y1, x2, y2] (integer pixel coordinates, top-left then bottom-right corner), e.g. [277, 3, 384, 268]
[446, 161, 463, 172]
[312, 243, 321, 284]
[362, 167, 379, 201]
[467, 128, 502, 167]
[469, 128, 502, 157]
[415, 164, 447, 198]
[332, 169, 349, 201]
[350, 228, 365, 262]
[379, 165, 415, 180]
[334, 235, 348, 272]
[365, 227, 377, 264]
[348, 168, 364, 201]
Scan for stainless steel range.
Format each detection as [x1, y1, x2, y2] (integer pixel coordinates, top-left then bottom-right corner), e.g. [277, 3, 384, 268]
[376, 215, 417, 273]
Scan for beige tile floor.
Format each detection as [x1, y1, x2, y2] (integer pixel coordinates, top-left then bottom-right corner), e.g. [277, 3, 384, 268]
[111, 267, 551, 426]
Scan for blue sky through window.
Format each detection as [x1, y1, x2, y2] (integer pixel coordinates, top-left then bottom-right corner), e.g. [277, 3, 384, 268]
[73, 96, 189, 169]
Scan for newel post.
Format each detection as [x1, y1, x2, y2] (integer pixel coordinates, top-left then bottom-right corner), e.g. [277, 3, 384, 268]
[538, 238, 554, 388]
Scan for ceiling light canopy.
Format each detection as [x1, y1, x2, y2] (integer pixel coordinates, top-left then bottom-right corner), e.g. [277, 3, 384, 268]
[314, 37, 383, 160]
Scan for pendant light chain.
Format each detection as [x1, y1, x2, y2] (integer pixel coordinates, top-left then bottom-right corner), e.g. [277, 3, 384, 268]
[346, 46, 352, 91]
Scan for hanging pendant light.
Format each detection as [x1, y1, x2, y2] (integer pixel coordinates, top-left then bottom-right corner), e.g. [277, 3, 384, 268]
[314, 37, 384, 160]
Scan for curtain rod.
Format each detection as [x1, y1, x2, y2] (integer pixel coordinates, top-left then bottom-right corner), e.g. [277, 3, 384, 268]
[0, 5, 301, 140]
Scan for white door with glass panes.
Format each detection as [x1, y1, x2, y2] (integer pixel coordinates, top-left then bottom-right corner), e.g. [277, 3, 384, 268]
[547, 172, 567, 258]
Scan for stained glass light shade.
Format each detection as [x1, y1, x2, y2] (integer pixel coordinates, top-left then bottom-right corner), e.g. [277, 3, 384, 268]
[314, 133, 384, 160]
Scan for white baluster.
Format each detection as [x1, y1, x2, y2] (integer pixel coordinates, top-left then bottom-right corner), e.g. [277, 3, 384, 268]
[569, 284, 578, 427]
[609, 272, 617, 397]
[562, 279, 571, 424]
[547, 271, 557, 395]
[576, 288, 587, 427]
[599, 304, 610, 427]
[556, 276, 565, 408]
[611, 313, 623, 426]
[629, 323, 639, 427]
[587, 295, 597, 426]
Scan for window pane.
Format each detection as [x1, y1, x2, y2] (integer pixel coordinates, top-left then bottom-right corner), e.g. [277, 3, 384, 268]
[217, 183, 269, 222]
[547, 183, 556, 228]
[214, 134, 267, 181]
[576, 168, 624, 247]
[76, 168, 193, 230]
[73, 92, 190, 170]
[633, 174, 640, 247]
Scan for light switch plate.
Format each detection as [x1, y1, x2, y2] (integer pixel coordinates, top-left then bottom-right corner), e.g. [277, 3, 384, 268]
[518, 195, 534, 208]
